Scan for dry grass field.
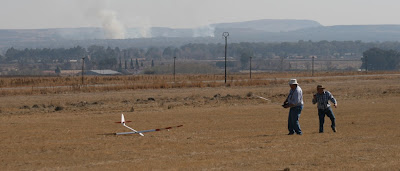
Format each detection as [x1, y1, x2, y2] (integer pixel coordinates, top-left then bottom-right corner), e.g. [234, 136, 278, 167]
[0, 72, 400, 170]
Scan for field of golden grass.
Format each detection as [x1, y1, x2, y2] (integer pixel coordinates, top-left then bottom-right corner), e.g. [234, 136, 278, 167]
[0, 71, 399, 96]
[0, 72, 399, 170]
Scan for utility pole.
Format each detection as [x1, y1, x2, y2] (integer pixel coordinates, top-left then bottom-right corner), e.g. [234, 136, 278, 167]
[249, 56, 252, 79]
[312, 56, 315, 76]
[81, 57, 85, 85]
[223, 32, 229, 84]
[119, 57, 122, 70]
[365, 55, 368, 73]
[173, 56, 176, 82]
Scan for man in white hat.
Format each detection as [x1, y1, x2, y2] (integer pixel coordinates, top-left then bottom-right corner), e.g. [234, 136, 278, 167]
[282, 79, 304, 135]
[312, 85, 337, 133]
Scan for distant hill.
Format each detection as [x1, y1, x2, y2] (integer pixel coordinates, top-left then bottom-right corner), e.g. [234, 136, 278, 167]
[1, 19, 400, 50]
[212, 19, 322, 32]
[216, 24, 400, 42]
[290, 25, 400, 41]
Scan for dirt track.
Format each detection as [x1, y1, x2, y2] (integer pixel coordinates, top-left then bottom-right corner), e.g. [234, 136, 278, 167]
[1, 77, 399, 170]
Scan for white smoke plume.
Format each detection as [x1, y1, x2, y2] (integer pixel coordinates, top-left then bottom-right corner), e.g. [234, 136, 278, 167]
[138, 18, 152, 38]
[97, 9, 126, 39]
[193, 25, 215, 37]
[124, 16, 152, 38]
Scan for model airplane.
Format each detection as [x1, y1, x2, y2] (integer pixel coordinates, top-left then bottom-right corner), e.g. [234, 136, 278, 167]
[109, 114, 183, 136]
[254, 95, 270, 101]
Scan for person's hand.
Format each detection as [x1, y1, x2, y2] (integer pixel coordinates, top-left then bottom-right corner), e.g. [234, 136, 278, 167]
[283, 104, 290, 108]
[334, 103, 337, 108]
[313, 94, 316, 100]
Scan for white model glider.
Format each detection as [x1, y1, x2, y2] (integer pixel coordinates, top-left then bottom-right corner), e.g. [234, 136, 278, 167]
[254, 95, 270, 101]
[109, 114, 183, 136]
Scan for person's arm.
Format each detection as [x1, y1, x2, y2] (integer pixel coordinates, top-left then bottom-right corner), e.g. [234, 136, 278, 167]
[282, 90, 290, 108]
[282, 97, 289, 108]
[312, 94, 317, 104]
[328, 91, 337, 108]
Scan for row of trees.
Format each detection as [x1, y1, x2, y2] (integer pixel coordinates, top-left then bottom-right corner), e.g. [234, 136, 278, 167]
[5, 40, 398, 62]
[2, 41, 400, 71]
[362, 48, 400, 70]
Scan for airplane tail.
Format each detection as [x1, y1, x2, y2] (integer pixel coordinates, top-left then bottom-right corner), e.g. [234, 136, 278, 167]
[115, 114, 131, 124]
[121, 114, 125, 123]
[117, 114, 144, 136]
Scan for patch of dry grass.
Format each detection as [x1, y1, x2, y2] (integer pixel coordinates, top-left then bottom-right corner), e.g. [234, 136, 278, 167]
[0, 73, 399, 170]
[1, 71, 399, 96]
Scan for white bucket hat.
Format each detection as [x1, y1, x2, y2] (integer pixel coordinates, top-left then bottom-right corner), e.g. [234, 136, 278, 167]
[288, 79, 298, 85]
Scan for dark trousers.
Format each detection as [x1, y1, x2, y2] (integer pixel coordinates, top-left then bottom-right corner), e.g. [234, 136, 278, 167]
[288, 105, 303, 134]
[318, 107, 336, 132]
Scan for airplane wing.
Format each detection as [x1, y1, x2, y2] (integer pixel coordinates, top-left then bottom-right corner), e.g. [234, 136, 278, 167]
[102, 114, 183, 136]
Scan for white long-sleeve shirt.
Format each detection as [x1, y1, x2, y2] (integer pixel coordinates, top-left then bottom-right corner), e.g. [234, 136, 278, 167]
[288, 86, 304, 107]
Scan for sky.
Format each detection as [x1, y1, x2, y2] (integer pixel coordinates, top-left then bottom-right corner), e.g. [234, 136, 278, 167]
[1, 0, 400, 29]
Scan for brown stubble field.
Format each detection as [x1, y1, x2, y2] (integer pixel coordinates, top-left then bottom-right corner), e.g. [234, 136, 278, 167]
[0, 73, 400, 170]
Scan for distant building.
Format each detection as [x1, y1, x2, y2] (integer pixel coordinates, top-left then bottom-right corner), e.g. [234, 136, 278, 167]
[344, 53, 355, 56]
[42, 70, 56, 75]
[44, 70, 122, 76]
[84, 70, 122, 75]
[61, 70, 81, 76]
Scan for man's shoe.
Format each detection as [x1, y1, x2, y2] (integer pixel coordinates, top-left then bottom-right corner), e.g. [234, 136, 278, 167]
[296, 133, 302, 135]
[287, 132, 294, 135]
[319, 131, 323, 133]
[332, 127, 337, 132]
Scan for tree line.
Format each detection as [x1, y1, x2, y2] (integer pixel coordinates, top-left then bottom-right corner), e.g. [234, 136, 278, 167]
[1, 41, 400, 71]
[362, 48, 400, 71]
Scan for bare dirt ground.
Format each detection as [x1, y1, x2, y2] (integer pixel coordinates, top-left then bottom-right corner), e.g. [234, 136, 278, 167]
[0, 76, 400, 170]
